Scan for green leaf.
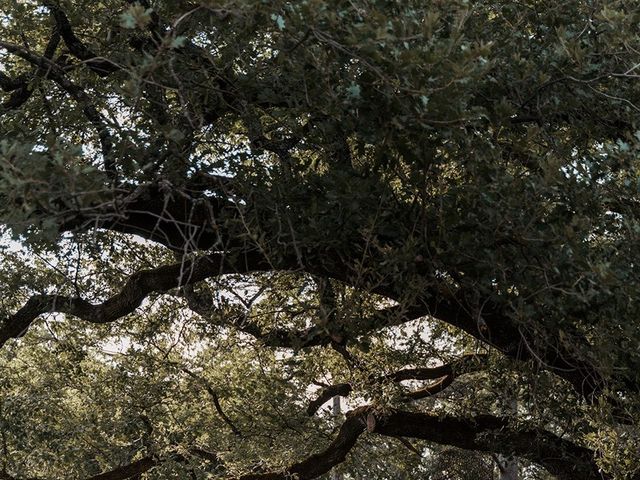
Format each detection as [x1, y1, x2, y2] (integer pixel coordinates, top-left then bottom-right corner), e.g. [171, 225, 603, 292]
[270, 13, 285, 31]
[346, 83, 361, 99]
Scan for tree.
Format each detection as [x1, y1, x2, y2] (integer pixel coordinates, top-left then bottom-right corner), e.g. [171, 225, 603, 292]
[0, 0, 639, 478]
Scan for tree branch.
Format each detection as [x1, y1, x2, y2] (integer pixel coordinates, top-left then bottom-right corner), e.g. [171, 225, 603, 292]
[307, 354, 488, 416]
[235, 404, 605, 480]
[58, 181, 238, 252]
[386, 353, 488, 382]
[50, 173, 609, 401]
[306, 383, 352, 416]
[43, 1, 119, 76]
[369, 408, 603, 480]
[237, 413, 365, 480]
[357, 289, 606, 400]
[0, 124, 606, 403]
[0, 39, 116, 177]
[85, 457, 158, 480]
[404, 375, 455, 400]
[0, 251, 275, 347]
[181, 367, 242, 436]
[0, 28, 60, 112]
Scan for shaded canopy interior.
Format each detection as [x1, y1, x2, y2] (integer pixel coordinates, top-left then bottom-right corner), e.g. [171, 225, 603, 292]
[1, 1, 640, 479]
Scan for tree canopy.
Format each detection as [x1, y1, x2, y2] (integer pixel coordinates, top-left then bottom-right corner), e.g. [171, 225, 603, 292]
[1, 0, 640, 478]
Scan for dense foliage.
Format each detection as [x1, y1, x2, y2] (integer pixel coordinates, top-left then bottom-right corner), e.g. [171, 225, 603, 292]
[1, 0, 640, 478]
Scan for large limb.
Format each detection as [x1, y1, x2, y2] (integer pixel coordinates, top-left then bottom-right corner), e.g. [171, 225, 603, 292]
[400, 293, 605, 399]
[236, 405, 606, 480]
[307, 354, 488, 416]
[367, 408, 603, 480]
[1, 133, 607, 401]
[342, 280, 605, 400]
[58, 180, 237, 252]
[0, 407, 608, 480]
[0, 251, 274, 347]
[43, 1, 120, 76]
[52, 177, 609, 401]
[84, 408, 616, 480]
[0, 29, 60, 112]
[25, 173, 610, 401]
[299, 259, 605, 400]
[266, 237, 606, 400]
[237, 413, 365, 480]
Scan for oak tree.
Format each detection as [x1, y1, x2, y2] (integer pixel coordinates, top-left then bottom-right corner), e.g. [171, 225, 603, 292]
[1, 1, 640, 478]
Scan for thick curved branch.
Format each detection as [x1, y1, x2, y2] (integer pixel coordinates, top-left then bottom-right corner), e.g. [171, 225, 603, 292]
[369, 408, 602, 480]
[306, 383, 352, 416]
[300, 242, 606, 400]
[437, 300, 604, 399]
[237, 414, 365, 480]
[0, 251, 274, 347]
[8, 144, 607, 402]
[51, 175, 609, 401]
[0, 83, 32, 111]
[72, 182, 609, 401]
[0, 5, 624, 480]
[0, 29, 60, 112]
[44, 1, 119, 76]
[404, 375, 454, 400]
[354, 288, 606, 400]
[59, 182, 239, 252]
[307, 354, 488, 416]
[86, 457, 158, 480]
[236, 405, 605, 480]
[387, 353, 488, 382]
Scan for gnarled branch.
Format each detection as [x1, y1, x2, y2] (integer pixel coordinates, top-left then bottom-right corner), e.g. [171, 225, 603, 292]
[237, 413, 365, 480]
[307, 354, 488, 416]
[0, 251, 274, 347]
[369, 408, 602, 480]
[236, 405, 605, 480]
[86, 456, 158, 480]
[44, 1, 119, 76]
